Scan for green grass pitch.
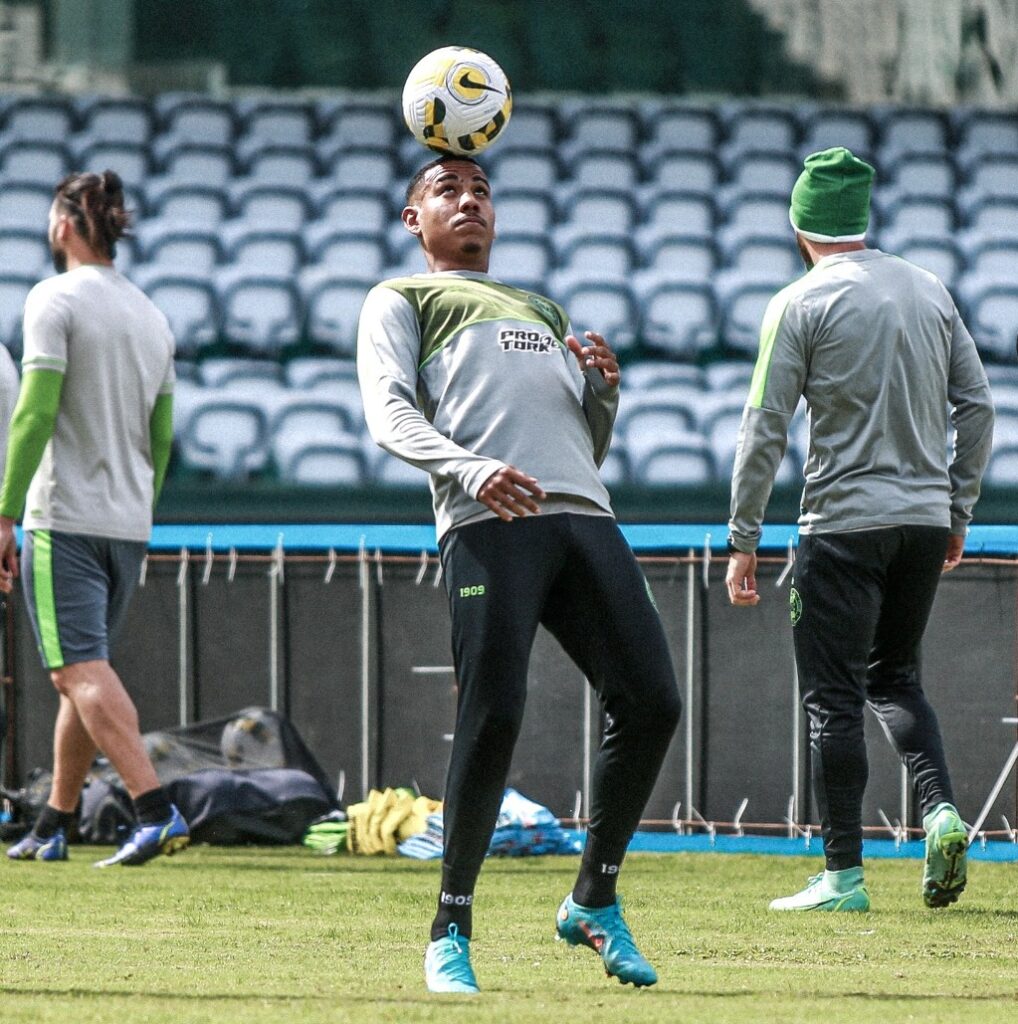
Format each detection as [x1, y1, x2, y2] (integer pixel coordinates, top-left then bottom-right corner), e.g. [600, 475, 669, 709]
[2, 846, 1016, 1023]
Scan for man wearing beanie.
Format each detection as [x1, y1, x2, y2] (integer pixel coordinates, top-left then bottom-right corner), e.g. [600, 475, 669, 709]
[725, 147, 994, 911]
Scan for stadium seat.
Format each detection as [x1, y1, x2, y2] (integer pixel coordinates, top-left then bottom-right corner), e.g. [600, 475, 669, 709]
[280, 441, 368, 486]
[623, 361, 703, 391]
[638, 190, 715, 241]
[300, 272, 371, 356]
[959, 153, 1018, 201]
[0, 228, 48, 277]
[632, 436, 714, 487]
[2, 97, 76, 142]
[961, 238, 1018, 282]
[598, 446, 630, 486]
[555, 232, 636, 278]
[504, 103, 560, 149]
[648, 149, 722, 195]
[557, 279, 639, 354]
[130, 267, 220, 357]
[719, 234, 800, 279]
[956, 111, 1018, 158]
[719, 190, 794, 239]
[0, 140, 70, 182]
[156, 95, 237, 145]
[963, 284, 1018, 361]
[571, 148, 640, 190]
[196, 359, 281, 391]
[490, 188, 555, 234]
[221, 226, 305, 275]
[883, 151, 955, 199]
[487, 233, 554, 291]
[146, 182, 231, 226]
[986, 445, 1018, 487]
[641, 234, 717, 283]
[877, 194, 955, 237]
[79, 97, 153, 144]
[178, 399, 270, 479]
[313, 185, 391, 233]
[704, 360, 755, 394]
[217, 377, 294, 423]
[74, 140, 151, 190]
[136, 223, 223, 272]
[371, 450, 431, 488]
[619, 401, 698, 466]
[721, 149, 799, 196]
[239, 141, 321, 186]
[561, 102, 641, 154]
[319, 100, 399, 150]
[152, 140, 236, 186]
[0, 179, 53, 229]
[487, 147, 561, 191]
[959, 196, 1018, 240]
[325, 147, 398, 190]
[878, 108, 950, 153]
[718, 277, 787, 355]
[891, 236, 963, 289]
[799, 108, 875, 157]
[304, 377, 366, 431]
[304, 227, 387, 279]
[0, 272, 35, 352]
[640, 282, 718, 359]
[230, 183, 314, 230]
[645, 104, 720, 155]
[989, 385, 1018, 418]
[238, 99, 316, 146]
[217, 270, 302, 355]
[722, 104, 800, 154]
[560, 188, 638, 234]
[284, 356, 357, 389]
[272, 399, 357, 455]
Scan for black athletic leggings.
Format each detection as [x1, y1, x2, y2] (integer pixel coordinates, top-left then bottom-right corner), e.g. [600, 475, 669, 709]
[792, 525, 955, 870]
[436, 513, 681, 907]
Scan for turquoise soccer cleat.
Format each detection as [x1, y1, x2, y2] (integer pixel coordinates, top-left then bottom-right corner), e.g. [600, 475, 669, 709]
[93, 805, 189, 868]
[6, 828, 68, 862]
[922, 802, 968, 908]
[556, 894, 658, 987]
[769, 867, 870, 911]
[424, 923, 479, 994]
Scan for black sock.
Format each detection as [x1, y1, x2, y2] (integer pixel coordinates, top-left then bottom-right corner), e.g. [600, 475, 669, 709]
[571, 834, 628, 908]
[133, 787, 172, 825]
[430, 887, 474, 941]
[33, 804, 75, 840]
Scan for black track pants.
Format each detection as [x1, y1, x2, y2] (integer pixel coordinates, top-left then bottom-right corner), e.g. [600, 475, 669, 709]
[792, 525, 955, 870]
[437, 513, 681, 900]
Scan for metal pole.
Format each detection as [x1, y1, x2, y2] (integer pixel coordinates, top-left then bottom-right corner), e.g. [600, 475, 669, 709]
[268, 535, 283, 712]
[176, 547, 189, 727]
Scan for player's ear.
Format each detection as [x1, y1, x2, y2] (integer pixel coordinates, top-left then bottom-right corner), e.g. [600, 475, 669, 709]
[402, 205, 422, 238]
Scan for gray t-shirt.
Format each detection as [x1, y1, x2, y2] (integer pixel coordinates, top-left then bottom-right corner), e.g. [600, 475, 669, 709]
[21, 265, 175, 542]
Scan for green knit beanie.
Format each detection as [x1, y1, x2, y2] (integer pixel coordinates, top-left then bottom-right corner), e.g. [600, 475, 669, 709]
[789, 147, 875, 242]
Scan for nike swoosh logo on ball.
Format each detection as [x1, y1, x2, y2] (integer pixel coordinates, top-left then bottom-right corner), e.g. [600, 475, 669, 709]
[457, 73, 499, 93]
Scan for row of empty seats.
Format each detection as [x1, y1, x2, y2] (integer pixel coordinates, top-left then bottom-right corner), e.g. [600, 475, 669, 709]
[170, 357, 1018, 487]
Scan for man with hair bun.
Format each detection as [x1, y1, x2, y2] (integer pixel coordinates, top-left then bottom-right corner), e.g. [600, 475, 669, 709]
[1, 170, 190, 867]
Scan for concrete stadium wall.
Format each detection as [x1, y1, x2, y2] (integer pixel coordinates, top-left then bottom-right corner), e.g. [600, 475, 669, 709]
[7, 548, 1017, 839]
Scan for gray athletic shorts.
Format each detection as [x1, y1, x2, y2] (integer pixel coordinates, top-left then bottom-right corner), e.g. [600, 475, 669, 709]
[21, 529, 147, 670]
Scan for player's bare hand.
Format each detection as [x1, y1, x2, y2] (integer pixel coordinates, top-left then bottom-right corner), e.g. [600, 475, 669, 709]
[477, 466, 546, 521]
[726, 551, 760, 606]
[942, 534, 965, 573]
[567, 332, 620, 388]
[0, 517, 18, 594]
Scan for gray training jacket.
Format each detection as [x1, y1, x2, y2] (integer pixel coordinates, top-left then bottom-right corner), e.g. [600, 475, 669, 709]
[729, 249, 994, 551]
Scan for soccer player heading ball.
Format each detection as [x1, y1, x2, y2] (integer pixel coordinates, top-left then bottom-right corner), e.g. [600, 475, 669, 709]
[357, 155, 681, 992]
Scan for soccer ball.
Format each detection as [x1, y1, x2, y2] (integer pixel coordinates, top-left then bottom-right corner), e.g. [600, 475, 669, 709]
[402, 46, 512, 156]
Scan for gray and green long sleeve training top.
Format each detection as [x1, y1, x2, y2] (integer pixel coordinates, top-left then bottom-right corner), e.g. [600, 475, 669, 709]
[729, 249, 994, 552]
[357, 270, 617, 539]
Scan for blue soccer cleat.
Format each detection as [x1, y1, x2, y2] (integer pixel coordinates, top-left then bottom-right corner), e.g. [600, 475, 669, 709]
[6, 828, 68, 862]
[93, 805, 189, 868]
[424, 923, 480, 994]
[556, 894, 658, 987]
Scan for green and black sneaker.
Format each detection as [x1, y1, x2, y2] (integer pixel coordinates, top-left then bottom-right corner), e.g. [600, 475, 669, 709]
[922, 802, 967, 908]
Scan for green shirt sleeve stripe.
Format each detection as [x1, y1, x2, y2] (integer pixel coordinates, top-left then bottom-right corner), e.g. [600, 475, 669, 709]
[31, 529, 64, 669]
[747, 289, 795, 409]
